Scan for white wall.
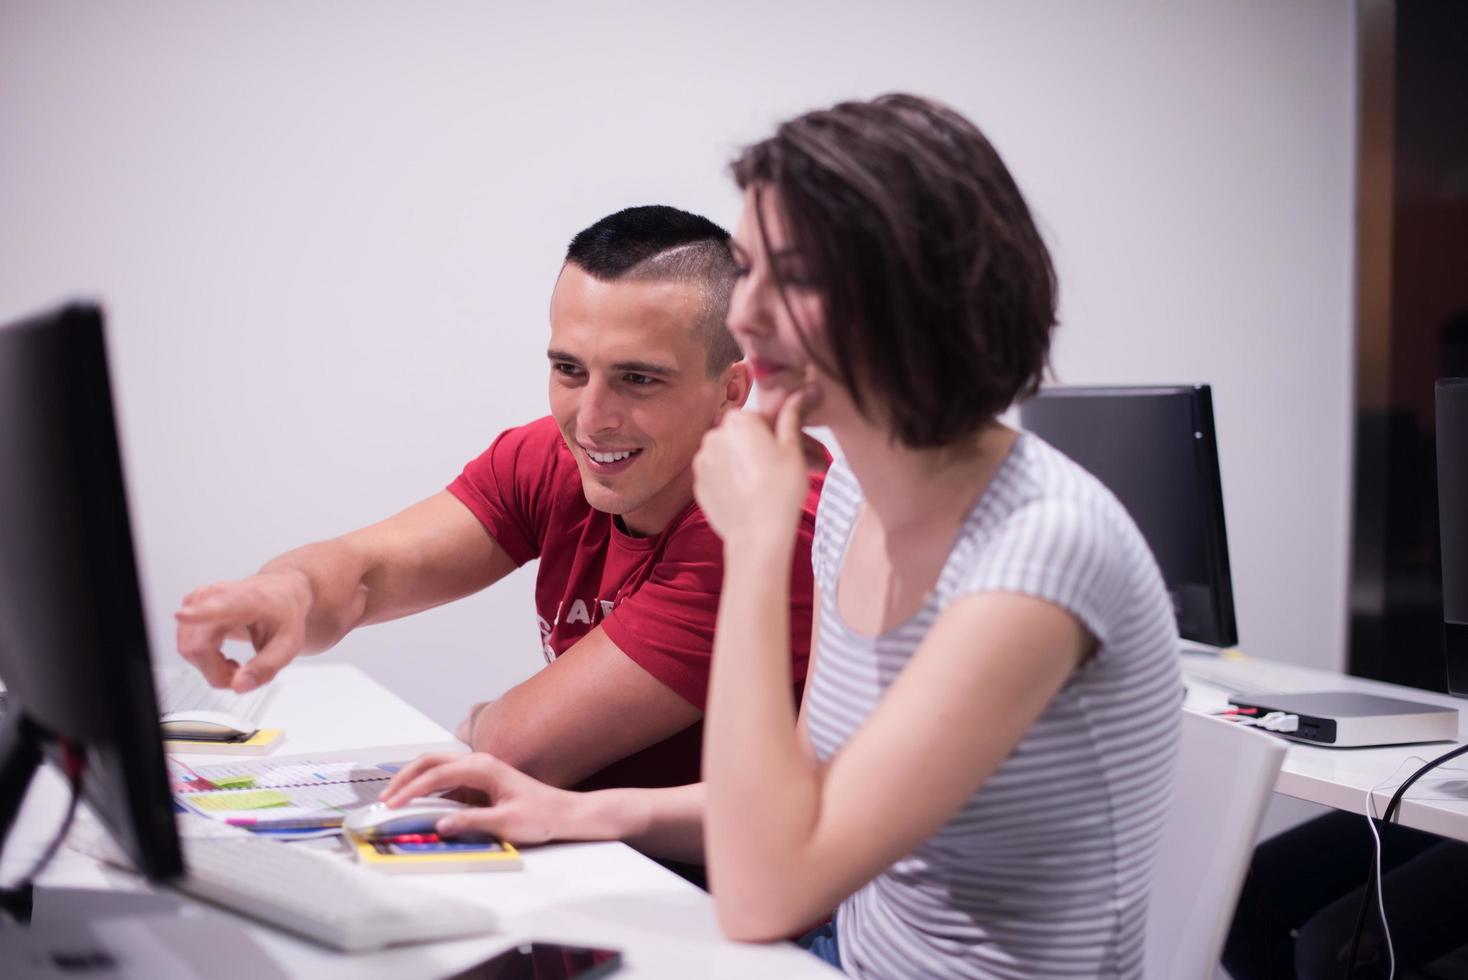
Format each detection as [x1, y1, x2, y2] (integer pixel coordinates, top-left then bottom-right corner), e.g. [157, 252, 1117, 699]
[0, 0, 1357, 730]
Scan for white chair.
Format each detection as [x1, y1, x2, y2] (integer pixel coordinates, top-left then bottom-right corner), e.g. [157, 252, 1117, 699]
[1145, 709, 1287, 979]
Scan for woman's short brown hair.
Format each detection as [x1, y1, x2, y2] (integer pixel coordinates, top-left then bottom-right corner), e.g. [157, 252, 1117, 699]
[731, 94, 1057, 449]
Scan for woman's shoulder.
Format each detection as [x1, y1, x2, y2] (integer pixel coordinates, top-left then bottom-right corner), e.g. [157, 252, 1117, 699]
[947, 432, 1175, 654]
[974, 431, 1138, 543]
[950, 432, 1161, 600]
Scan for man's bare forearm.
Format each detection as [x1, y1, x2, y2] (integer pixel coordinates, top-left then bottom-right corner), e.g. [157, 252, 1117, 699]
[459, 701, 708, 860]
[257, 540, 373, 654]
[254, 493, 516, 656]
[178, 493, 512, 691]
[468, 697, 574, 786]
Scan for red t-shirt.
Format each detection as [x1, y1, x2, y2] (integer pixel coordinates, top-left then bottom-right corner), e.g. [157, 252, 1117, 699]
[447, 416, 826, 791]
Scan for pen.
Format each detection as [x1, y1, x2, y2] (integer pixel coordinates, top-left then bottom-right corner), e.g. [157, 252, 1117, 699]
[225, 816, 343, 829]
[378, 833, 443, 843]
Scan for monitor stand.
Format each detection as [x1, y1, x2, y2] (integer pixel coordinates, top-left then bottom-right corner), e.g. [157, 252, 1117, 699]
[2, 894, 289, 979]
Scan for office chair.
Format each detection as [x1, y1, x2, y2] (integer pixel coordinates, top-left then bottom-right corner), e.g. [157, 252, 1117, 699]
[1144, 710, 1287, 979]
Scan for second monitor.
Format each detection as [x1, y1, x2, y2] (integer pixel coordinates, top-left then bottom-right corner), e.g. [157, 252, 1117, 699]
[1018, 384, 1238, 649]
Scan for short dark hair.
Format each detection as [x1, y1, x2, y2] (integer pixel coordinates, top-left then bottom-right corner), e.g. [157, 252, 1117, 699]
[731, 94, 1058, 449]
[564, 205, 743, 375]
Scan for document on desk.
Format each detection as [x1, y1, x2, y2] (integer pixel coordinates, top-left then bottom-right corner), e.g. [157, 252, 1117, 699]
[170, 758, 400, 828]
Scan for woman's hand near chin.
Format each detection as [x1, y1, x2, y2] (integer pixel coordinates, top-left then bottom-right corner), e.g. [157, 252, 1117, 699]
[693, 385, 815, 557]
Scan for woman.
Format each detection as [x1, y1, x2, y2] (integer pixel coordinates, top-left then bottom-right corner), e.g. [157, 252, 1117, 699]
[382, 94, 1181, 978]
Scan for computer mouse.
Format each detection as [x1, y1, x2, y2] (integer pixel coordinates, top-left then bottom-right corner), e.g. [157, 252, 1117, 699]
[342, 797, 470, 838]
[159, 709, 258, 739]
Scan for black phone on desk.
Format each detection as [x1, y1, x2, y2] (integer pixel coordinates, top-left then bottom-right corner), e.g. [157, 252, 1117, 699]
[445, 942, 622, 979]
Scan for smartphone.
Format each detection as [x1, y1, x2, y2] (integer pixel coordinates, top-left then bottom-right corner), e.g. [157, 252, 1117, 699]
[445, 942, 622, 980]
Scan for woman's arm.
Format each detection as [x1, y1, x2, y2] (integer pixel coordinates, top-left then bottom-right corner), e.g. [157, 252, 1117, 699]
[379, 752, 709, 863]
[579, 782, 707, 863]
[706, 580, 1088, 939]
[793, 600, 824, 770]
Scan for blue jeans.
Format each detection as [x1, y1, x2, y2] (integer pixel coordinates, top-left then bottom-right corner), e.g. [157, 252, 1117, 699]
[798, 921, 842, 971]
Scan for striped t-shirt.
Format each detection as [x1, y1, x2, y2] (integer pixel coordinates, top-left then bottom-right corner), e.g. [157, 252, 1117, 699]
[804, 432, 1181, 979]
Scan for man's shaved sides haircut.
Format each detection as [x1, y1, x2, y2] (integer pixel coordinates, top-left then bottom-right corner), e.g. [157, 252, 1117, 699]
[565, 205, 743, 374]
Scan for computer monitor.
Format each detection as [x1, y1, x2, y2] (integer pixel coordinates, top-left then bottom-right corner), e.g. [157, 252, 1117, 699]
[1018, 384, 1239, 648]
[1436, 378, 1468, 698]
[0, 302, 183, 882]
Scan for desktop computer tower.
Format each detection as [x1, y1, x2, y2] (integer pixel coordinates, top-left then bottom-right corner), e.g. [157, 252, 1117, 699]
[1437, 379, 1468, 697]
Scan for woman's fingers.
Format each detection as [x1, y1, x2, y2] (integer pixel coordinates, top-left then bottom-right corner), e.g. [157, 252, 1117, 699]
[436, 805, 511, 838]
[775, 385, 815, 449]
[383, 753, 512, 808]
[378, 750, 471, 804]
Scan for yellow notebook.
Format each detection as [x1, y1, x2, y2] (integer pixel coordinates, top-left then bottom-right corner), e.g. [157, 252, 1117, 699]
[348, 833, 523, 874]
[163, 728, 285, 756]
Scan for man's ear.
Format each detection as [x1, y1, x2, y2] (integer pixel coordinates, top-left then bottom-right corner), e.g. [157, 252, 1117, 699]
[718, 360, 753, 419]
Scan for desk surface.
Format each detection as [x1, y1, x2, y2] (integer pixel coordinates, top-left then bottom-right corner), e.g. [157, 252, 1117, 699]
[16, 663, 838, 978]
[1182, 652, 1468, 843]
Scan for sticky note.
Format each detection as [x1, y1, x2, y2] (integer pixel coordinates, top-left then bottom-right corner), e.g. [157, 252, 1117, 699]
[191, 789, 291, 812]
[212, 775, 256, 790]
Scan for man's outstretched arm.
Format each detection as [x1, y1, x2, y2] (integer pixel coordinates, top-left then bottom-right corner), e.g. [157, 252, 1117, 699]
[176, 491, 518, 692]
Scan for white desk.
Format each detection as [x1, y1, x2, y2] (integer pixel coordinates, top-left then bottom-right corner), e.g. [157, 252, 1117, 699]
[9, 664, 839, 978]
[1181, 652, 1468, 843]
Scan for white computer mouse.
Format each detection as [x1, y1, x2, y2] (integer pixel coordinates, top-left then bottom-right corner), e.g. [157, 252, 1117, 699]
[342, 797, 470, 838]
[159, 709, 257, 739]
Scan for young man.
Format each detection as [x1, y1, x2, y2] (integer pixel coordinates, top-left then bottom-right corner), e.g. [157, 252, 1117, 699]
[175, 205, 825, 792]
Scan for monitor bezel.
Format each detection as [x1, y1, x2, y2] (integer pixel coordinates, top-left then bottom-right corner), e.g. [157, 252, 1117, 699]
[0, 303, 184, 882]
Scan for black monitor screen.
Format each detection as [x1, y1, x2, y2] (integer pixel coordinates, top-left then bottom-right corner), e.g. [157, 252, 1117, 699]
[0, 302, 183, 881]
[1018, 384, 1238, 648]
[1437, 378, 1468, 698]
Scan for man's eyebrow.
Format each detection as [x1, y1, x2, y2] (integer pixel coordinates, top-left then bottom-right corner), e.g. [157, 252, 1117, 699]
[612, 359, 679, 377]
[547, 349, 582, 364]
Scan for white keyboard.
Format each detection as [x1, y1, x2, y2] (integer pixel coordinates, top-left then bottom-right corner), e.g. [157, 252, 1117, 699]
[155, 664, 275, 724]
[177, 835, 498, 951]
